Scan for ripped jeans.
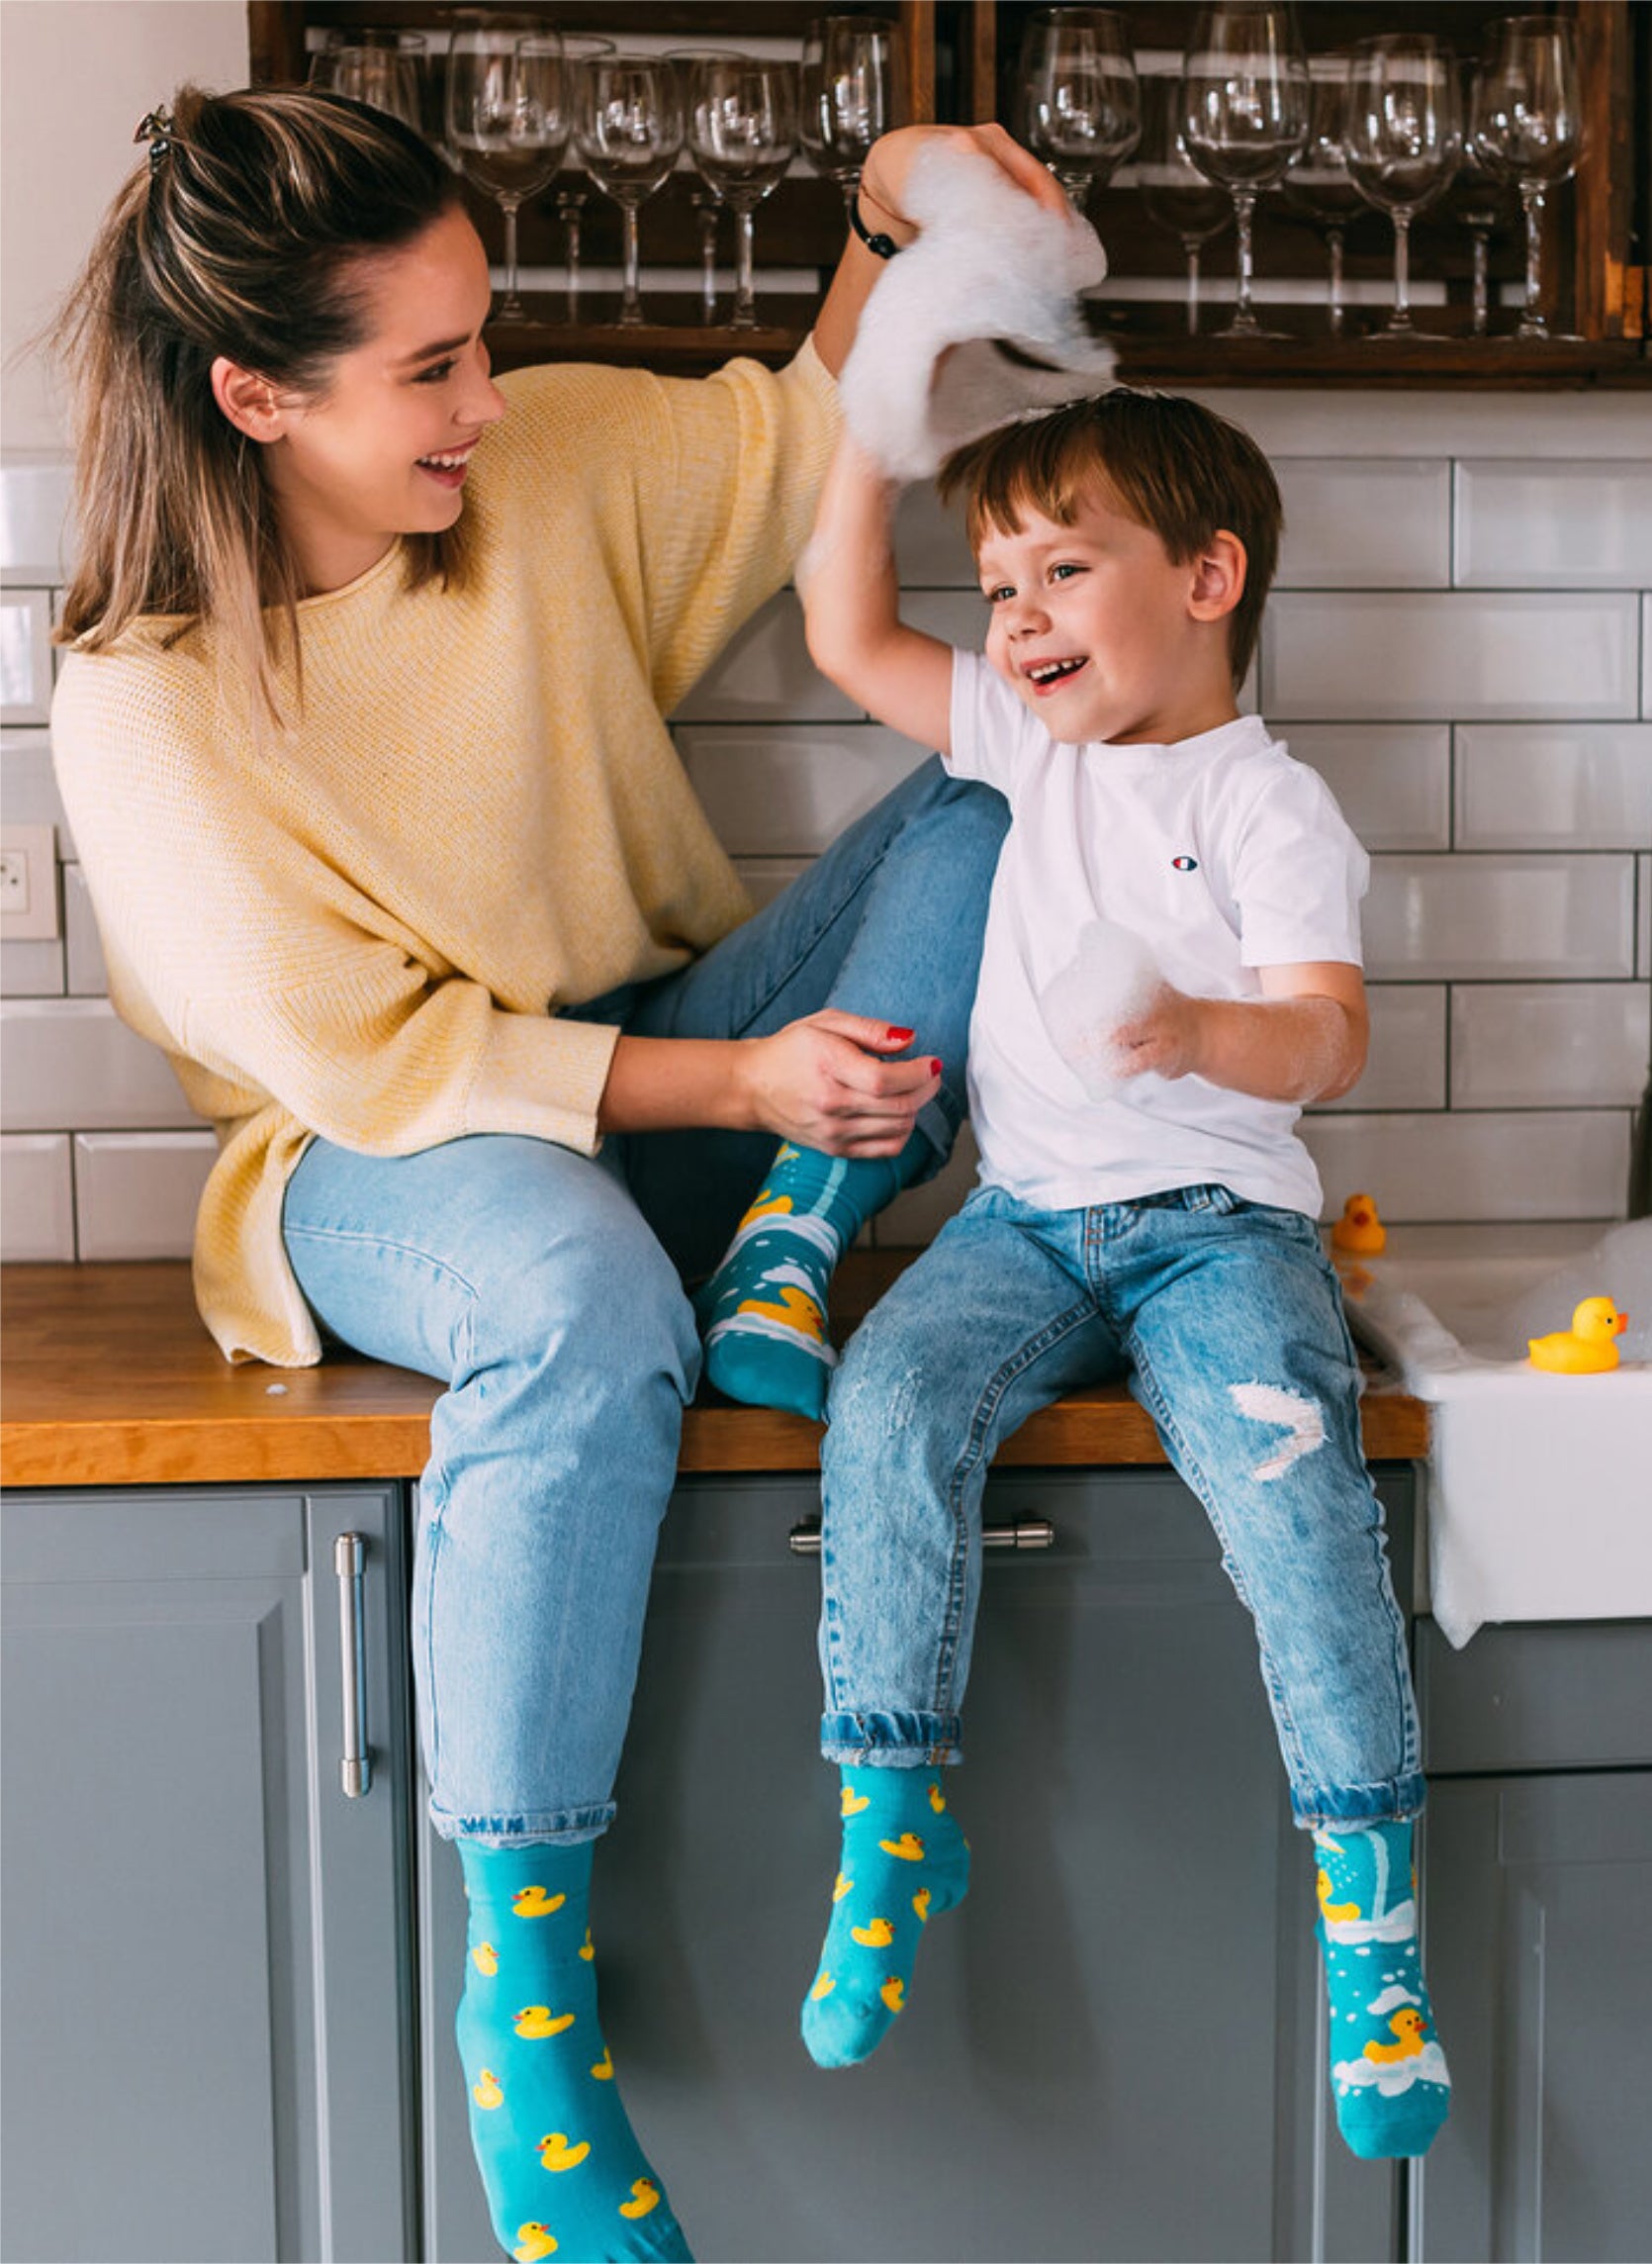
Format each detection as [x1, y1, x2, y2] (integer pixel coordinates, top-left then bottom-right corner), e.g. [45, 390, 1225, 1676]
[817, 1181, 1426, 1830]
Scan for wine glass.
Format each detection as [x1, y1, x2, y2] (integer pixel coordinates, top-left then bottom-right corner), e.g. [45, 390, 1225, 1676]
[1471, 14, 1584, 342]
[799, 15, 900, 227]
[1137, 75, 1232, 334]
[1452, 62, 1516, 336]
[1343, 34, 1461, 341]
[446, 29, 569, 328]
[1021, 7, 1142, 215]
[1281, 60, 1363, 334]
[1180, 3, 1311, 339]
[313, 35, 428, 134]
[574, 54, 685, 330]
[685, 54, 798, 333]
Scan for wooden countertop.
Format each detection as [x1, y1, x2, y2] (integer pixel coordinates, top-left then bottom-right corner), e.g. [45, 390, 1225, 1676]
[0, 1260, 1426, 1490]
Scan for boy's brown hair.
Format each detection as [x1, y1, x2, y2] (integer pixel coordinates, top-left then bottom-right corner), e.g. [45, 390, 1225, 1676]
[938, 390, 1282, 692]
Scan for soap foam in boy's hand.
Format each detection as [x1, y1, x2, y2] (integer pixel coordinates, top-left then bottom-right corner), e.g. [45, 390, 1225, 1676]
[1039, 916, 1164, 1098]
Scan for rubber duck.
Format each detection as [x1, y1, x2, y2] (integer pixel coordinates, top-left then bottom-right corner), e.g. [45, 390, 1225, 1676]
[809, 1971, 835, 2001]
[1331, 1193, 1387, 1256]
[851, 1917, 895, 1947]
[472, 1942, 499, 1976]
[928, 1782, 947, 1814]
[912, 1889, 932, 1924]
[591, 2047, 614, 2081]
[513, 2226, 558, 2263]
[1528, 1296, 1628, 1374]
[880, 1977, 905, 2013]
[879, 1832, 925, 1861]
[514, 2006, 576, 2038]
[1363, 2008, 1427, 2064]
[473, 2069, 505, 2111]
[579, 1930, 594, 1962]
[841, 1787, 871, 1817]
[1316, 1869, 1360, 1926]
[833, 1871, 853, 1902]
[538, 2133, 591, 2174]
[619, 2179, 662, 2221]
[513, 1886, 566, 1918]
[736, 1285, 825, 1339]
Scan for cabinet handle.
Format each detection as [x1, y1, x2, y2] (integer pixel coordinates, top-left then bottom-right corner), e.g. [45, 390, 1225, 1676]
[333, 1532, 373, 1799]
[787, 1517, 1055, 1556]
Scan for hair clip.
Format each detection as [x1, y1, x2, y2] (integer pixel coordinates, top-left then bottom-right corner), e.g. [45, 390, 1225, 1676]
[134, 108, 174, 171]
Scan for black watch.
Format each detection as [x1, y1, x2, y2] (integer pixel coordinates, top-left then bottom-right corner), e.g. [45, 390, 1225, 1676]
[850, 194, 902, 259]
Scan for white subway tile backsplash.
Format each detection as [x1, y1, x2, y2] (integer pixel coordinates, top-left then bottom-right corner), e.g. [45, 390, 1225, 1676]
[0, 998, 198, 1133]
[1643, 596, 1651, 719]
[0, 936, 64, 998]
[1450, 982, 1651, 1108]
[62, 864, 108, 995]
[0, 589, 53, 724]
[732, 857, 809, 912]
[1364, 853, 1635, 981]
[1302, 1109, 1630, 1223]
[894, 486, 974, 587]
[671, 593, 856, 723]
[0, 1132, 74, 1260]
[1639, 856, 1650, 979]
[1454, 461, 1652, 589]
[0, 727, 73, 854]
[904, 590, 994, 655]
[1454, 723, 1652, 850]
[73, 1132, 215, 1261]
[680, 723, 930, 856]
[0, 458, 74, 586]
[1282, 725, 1450, 851]
[1275, 459, 1449, 589]
[1263, 592, 1641, 721]
[1316, 986, 1446, 1112]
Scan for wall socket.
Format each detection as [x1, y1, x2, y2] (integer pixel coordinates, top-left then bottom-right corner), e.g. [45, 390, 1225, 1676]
[0, 823, 59, 942]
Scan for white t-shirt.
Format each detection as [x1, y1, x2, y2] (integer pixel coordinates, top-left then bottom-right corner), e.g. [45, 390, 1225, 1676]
[948, 648, 1369, 1218]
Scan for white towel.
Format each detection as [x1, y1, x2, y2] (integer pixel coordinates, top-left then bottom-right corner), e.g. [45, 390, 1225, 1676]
[839, 142, 1119, 483]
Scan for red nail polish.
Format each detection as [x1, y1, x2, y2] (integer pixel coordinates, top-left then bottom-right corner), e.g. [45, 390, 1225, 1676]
[930, 1059, 944, 1076]
[886, 1025, 914, 1044]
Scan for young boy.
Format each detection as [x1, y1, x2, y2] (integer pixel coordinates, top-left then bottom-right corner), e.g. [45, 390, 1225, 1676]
[793, 390, 1450, 2165]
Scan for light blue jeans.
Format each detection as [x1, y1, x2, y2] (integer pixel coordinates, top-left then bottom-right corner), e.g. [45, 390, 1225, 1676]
[818, 1181, 1427, 1831]
[279, 759, 1008, 1845]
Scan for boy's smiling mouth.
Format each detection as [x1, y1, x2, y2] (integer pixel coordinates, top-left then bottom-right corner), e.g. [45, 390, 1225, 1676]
[1023, 655, 1088, 694]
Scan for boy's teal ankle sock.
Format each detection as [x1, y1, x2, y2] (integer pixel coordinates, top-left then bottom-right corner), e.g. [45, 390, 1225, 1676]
[696, 1141, 911, 1419]
[801, 1764, 969, 2070]
[1316, 1819, 1451, 2161]
[455, 1840, 693, 2263]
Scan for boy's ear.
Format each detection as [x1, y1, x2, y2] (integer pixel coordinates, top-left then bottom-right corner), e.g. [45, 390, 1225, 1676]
[210, 356, 292, 445]
[1188, 530, 1247, 626]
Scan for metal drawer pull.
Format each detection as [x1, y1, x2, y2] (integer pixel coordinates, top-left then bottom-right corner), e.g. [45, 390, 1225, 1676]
[333, 1532, 372, 1799]
[788, 1517, 1055, 1556]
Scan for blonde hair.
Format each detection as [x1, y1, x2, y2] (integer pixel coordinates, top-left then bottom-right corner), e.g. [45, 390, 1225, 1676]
[53, 84, 467, 720]
[939, 391, 1282, 691]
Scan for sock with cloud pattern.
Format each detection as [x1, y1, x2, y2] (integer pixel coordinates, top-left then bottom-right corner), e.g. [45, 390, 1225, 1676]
[1316, 1819, 1451, 2161]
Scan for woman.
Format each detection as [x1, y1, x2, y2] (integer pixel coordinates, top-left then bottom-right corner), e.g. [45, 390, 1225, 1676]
[50, 83, 1063, 2262]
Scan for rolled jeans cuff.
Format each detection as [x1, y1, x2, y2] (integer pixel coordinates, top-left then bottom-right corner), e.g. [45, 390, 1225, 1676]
[820, 1709, 963, 1766]
[431, 1798, 616, 1847]
[1289, 1770, 1427, 1833]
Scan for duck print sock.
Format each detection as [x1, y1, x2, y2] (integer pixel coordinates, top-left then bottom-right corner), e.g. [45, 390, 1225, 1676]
[1315, 1819, 1451, 2161]
[455, 1839, 692, 2263]
[801, 1764, 969, 2069]
[696, 1139, 917, 1419]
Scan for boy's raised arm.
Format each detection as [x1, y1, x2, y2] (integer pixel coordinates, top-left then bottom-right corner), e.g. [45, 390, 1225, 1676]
[800, 435, 957, 756]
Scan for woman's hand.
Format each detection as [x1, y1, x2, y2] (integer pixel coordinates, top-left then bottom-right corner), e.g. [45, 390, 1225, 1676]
[737, 1010, 942, 1156]
[860, 123, 1073, 241]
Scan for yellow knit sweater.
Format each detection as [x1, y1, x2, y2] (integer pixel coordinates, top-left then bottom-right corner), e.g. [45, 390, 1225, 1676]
[51, 343, 840, 1365]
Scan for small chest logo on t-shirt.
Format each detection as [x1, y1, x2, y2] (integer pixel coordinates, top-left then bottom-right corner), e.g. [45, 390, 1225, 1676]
[1171, 854, 1199, 872]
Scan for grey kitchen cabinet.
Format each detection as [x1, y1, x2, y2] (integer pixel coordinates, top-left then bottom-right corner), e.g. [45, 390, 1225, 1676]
[1412, 1622, 1652, 2264]
[0, 1484, 418, 2264]
[423, 1467, 1414, 2264]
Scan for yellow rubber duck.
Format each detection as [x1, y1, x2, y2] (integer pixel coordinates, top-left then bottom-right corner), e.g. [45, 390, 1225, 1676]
[809, 1971, 835, 2001]
[879, 1832, 925, 1861]
[833, 1871, 853, 1902]
[1331, 1193, 1387, 1256]
[1528, 1296, 1627, 1374]
[1363, 2008, 1427, 2064]
[880, 1977, 905, 2013]
[1316, 1869, 1360, 1926]
[736, 1285, 825, 1339]
[514, 2006, 576, 2038]
[619, 2179, 662, 2220]
[851, 1916, 895, 1947]
[473, 2069, 505, 2111]
[538, 2132, 591, 2173]
[912, 1889, 932, 1924]
[579, 1929, 594, 1961]
[472, 1942, 499, 1976]
[928, 1782, 947, 1814]
[841, 1787, 871, 1817]
[513, 2226, 558, 2263]
[591, 2046, 614, 2081]
[513, 1886, 566, 1918]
